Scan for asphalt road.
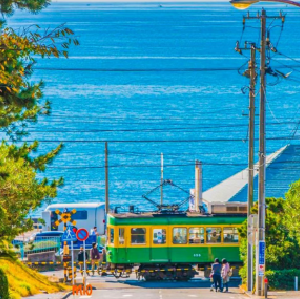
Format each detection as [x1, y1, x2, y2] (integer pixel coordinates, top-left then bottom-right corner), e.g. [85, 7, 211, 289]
[79, 289, 247, 299]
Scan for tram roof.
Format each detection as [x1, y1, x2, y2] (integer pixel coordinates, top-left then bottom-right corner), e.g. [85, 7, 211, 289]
[107, 212, 246, 226]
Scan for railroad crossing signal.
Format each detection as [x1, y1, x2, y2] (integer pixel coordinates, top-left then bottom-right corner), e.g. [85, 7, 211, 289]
[54, 209, 77, 230]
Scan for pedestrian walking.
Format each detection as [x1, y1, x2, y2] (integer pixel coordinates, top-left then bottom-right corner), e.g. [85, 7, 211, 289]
[222, 258, 231, 293]
[77, 247, 88, 274]
[212, 258, 223, 292]
[90, 242, 100, 276]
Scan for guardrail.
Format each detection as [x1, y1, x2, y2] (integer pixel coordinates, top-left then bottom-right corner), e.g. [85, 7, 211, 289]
[12, 236, 61, 259]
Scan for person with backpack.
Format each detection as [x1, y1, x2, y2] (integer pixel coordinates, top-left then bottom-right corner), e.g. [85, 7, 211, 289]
[212, 258, 223, 292]
[222, 258, 231, 293]
[77, 247, 88, 273]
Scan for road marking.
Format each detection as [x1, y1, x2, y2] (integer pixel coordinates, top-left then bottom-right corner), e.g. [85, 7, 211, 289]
[122, 295, 133, 297]
[188, 295, 198, 297]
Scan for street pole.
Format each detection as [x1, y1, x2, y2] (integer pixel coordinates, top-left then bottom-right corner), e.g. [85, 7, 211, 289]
[83, 240, 86, 290]
[160, 152, 163, 206]
[71, 240, 74, 285]
[105, 142, 109, 215]
[256, 9, 266, 297]
[247, 43, 256, 293]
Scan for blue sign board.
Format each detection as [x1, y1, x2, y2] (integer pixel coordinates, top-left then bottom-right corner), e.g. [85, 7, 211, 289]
[61, 235, 97, 250]
[259, 241, 265, 265]
[62, 226, 77, 242]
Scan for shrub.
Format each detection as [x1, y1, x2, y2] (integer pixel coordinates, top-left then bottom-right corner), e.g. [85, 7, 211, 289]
[0, 268, 9, 299]
[266, 269, 300, 290]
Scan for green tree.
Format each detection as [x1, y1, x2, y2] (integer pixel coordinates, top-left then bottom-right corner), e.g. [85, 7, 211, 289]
[239, 197, 300, 282]
[0, 143, 63, 243]
[0, 12, 78, 138]
[285, 180, 300, 241]
[0, 0, 78, 245]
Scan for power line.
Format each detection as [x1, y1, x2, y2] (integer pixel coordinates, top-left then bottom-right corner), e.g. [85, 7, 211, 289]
[34, 66, 242, 72]
[33, 65, 300, 72]
[46, 160, 300, 170]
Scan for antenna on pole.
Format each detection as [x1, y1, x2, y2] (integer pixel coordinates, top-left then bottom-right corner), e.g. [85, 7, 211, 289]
[160, 153, 163, 206]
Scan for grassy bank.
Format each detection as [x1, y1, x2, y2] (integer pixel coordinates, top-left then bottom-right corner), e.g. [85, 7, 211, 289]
[0, 254, 70, 299]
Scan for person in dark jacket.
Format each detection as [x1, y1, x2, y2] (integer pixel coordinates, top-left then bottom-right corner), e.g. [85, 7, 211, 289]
[90, 242, 100, 275]
[212, 258, 223, 292]
[78, 247, 88, 272]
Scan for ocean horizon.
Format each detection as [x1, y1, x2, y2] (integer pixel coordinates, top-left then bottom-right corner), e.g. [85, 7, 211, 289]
[6, 2, 300, 215]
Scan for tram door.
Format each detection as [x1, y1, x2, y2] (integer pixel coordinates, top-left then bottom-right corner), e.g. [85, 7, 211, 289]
[149, 228, 169, 262]
[117, 228, 127, 262]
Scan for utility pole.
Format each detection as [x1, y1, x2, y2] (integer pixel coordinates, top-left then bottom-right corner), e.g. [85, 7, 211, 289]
[160, 153, 163, 206]
[105, 142, 109, 215]
[257, 9, 267, 297]
[240, 9, 283, 296]
[247, 42, 256, 293]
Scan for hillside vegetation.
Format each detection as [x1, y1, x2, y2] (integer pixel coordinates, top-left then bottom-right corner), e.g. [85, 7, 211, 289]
[0, 254, 69, 299]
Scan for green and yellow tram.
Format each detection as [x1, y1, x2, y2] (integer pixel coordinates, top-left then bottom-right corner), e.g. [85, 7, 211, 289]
[106, 212, 245, 280]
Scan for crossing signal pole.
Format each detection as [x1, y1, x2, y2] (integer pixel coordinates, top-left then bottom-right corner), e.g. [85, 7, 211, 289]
[237, 9, 284, 296]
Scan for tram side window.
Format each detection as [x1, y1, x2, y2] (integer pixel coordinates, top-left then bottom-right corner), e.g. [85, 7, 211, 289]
[189, 228, 204, 244]
[119, 228, 125, 245]
[131, 228, 146, 244]
[173, 228, 187, 244]
[223, 227, 239, 243]
[108, 228, 114, 244]
[153, 229, 166, 244]
[206, 228, 222, 243]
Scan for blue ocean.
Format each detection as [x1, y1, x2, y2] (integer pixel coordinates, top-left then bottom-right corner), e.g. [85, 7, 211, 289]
[6, 2, 300, 215]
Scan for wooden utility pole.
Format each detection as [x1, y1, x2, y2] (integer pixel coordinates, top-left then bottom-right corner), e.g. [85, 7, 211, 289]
[247, 43, 256, 293]
[105, 142, 109, 215]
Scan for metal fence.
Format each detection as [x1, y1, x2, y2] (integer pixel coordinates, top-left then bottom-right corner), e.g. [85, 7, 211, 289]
[12, 236, 61, 260]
